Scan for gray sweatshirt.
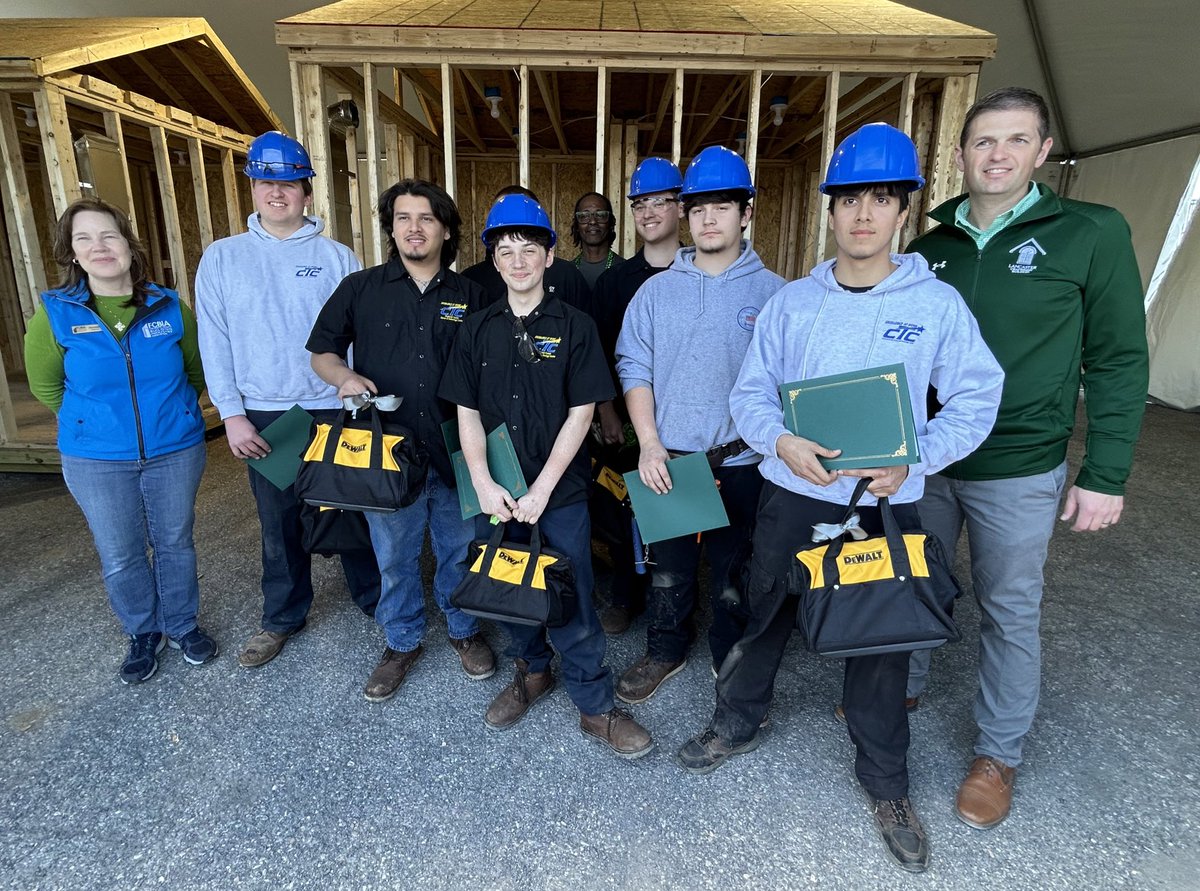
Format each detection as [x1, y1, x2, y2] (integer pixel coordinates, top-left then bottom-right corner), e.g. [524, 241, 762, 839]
[616, 240, 785, 464]
[195, 214, 361, 418]
[730, 253, 1004, 504]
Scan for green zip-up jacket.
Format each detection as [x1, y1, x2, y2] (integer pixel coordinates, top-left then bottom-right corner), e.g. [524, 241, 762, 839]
[909, 186, 1148, 494]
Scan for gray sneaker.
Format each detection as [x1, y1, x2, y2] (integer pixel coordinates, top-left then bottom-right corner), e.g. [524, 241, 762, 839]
[869, 795, 930, 873]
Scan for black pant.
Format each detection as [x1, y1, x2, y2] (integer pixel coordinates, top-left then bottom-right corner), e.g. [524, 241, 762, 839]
[244, 409, 381, 633]
[646, 463, 762, 667]
[711, 481, 917, 800]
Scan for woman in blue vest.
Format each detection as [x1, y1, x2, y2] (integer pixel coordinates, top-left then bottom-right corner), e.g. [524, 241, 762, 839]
[25, 198, 217, 684]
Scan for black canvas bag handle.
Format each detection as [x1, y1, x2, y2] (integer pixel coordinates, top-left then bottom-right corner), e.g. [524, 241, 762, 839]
[320, 404, 386, 472]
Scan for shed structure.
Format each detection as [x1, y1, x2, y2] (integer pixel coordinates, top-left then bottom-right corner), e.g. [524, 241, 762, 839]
[276, 0, 995, 272]
[0, 17, 282, 470]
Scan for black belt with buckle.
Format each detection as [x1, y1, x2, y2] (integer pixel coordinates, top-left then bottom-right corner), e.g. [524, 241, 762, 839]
[669, 438, 750, 469]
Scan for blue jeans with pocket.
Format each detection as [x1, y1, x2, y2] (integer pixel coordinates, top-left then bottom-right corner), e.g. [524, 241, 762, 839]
[367, 467, 479, 652]
[62, 441, 206, 639]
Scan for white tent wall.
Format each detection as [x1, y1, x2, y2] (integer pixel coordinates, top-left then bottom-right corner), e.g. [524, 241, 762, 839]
[1067, 136, 1200, 410]
[1145, 197, 1200, 411]
[1067, 135, 1200, 292]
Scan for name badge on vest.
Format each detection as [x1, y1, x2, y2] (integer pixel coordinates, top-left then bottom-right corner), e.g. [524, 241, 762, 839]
[71, 324, 103, 334]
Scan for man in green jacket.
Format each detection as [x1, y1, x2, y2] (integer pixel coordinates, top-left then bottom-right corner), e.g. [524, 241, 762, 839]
[907, 87, 1148, 830]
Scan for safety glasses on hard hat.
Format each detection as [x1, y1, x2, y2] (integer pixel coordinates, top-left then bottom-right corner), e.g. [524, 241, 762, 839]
[245, 160, 311, 178]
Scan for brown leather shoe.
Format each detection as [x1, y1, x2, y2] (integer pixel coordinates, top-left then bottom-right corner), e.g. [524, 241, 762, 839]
[449, 633, 496, 680]
[599, 605, 633, 635]
[956, 756, 1016, 829]
[363, 645, 423, 702]
[616, 654, 687, 704]
[484, 660, 555, 730]
[580, 707, 654, 759]
[835, 697, 919, 725]
[238, 630, 292, 669]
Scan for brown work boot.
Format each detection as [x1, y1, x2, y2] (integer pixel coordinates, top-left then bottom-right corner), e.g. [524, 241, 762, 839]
[956, 756, 1016, 829]
[237, 629, 292, 668]
[599, 605, 633, 635]
[835, 697, 919, 725]
[363, 645, 423, 702]
[616, 654, 687, 704]
[449, 633, 496, 680]
[579, 707, 654, 759]
[484, 660, 555, 730]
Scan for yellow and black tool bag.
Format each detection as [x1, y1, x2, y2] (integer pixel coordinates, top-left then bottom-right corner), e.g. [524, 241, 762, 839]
[295, 405, 426, 513]
[791, 478, 961, 658]
[451, 522, 576, 627]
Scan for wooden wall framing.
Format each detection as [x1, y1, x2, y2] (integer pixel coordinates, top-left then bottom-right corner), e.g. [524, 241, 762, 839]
[0, 69, 258, 466]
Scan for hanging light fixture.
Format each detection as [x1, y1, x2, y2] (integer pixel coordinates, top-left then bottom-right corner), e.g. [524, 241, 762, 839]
[484, 86, 502, 119]
[770, 95, 788, 127]
[736, 131, 748, 156]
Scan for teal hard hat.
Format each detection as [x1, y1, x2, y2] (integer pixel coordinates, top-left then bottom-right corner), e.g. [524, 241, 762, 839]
[481, 194, 557, 248]
[243, 131, 314, 181]
[680, 146, 756, 198]
[628, 158, 683, 199]
[819, 122, 925, 193]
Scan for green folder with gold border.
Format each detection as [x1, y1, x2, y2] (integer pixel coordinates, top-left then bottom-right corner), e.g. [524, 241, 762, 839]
[442, 420, 529, 519]
[779, 363, 920, 470]
[622, 451, 730, 544]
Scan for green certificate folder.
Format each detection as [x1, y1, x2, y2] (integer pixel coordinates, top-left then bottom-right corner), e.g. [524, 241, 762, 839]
[244, 404, 315, 491]
[442, 420, 529, 519]
[623, 451, 730, 544]
[779, 363, 920, 470]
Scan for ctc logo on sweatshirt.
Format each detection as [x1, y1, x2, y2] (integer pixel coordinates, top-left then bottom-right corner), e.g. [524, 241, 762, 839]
[295, 266, 324, 277]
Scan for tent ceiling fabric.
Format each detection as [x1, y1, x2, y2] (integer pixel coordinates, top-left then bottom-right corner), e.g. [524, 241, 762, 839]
[904, 0, 1200, 158]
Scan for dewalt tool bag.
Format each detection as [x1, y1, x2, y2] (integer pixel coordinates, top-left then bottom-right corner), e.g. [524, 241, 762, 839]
[451, 522, 576, 627]
[791, 478, 961, 658]
[295, 405, 426, 513]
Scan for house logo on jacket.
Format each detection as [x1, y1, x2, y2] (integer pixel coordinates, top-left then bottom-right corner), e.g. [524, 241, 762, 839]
[141, 320, 175, 338]
[1009, 238, 1046, 274]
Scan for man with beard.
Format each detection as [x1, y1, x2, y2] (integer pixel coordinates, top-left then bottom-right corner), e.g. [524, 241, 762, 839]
[308, 179, 496, 702]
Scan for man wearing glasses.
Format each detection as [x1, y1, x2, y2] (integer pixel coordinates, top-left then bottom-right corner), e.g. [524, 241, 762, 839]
[307, 179, 494, 703]
[614, 146, 785, 704]
[196, 131, 381, 670]
[440, 194, 654, 758]
[570, 192, 623, 290]
[591, 158, 686, 634]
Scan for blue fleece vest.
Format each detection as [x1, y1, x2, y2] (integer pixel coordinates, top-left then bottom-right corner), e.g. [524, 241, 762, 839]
[41, 284, 204, 460]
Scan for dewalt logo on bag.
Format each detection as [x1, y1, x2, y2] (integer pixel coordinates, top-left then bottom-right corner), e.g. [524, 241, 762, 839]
[303, 424, 407, 472]
[796, 535, 931, 587]
[469, 543, 557, 590]
[842, 550, 885, 565]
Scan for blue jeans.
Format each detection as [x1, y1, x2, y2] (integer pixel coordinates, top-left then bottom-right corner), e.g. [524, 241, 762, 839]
[245, 409, 380, 633]
[475, 500, 613, 715]
[61, 442, 206, 639]
[367, 467, 478, 652]
[910, 464, 1068, 766]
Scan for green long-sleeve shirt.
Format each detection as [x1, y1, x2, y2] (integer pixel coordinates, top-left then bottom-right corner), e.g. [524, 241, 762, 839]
[909, 186, 1148, 494]
[25, 294, 206, 413]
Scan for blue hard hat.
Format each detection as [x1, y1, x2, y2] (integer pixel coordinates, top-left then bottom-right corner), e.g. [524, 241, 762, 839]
[481, 194, 557, 248]
[680, 146, 756, 198]
[243, 131, 315, 181]
[819, 123, 925, 193]
[628, 158, 683, 199]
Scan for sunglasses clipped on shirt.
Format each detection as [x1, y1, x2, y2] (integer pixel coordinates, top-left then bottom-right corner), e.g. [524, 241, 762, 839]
[512, 316, 542, 364]
[574, 210, 612, 222]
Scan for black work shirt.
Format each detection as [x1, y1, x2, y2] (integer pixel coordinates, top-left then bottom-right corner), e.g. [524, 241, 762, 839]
[591, 247, 673, 367]
[438, 295, 614, 510]
[306, 257, 486, 484]
[463, 255, 595, 318]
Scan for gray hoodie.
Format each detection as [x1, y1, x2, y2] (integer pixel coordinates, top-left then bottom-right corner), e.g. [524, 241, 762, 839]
[730, 253, 1004, 504]
[195, 214, 361, 418]
[616, 240, 785, 463]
